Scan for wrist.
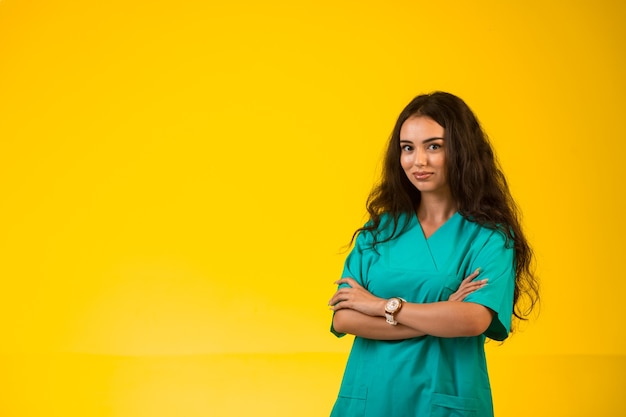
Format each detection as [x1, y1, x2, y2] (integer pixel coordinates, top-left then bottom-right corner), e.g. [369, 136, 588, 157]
[378, 299, 388, 317]
[384, 297, 406, 325]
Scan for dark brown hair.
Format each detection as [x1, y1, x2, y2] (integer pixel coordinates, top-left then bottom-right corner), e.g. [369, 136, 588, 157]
[357, 91, 539, 323]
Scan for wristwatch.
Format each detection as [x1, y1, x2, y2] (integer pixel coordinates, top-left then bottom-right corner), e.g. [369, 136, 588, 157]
[384, 297, 405, 325]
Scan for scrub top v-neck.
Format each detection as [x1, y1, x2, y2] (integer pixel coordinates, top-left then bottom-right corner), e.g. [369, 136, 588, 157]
[330, 212, 515, 417]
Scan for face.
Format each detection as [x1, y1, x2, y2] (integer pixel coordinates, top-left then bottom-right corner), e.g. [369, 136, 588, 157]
[399, 116, 449, 196]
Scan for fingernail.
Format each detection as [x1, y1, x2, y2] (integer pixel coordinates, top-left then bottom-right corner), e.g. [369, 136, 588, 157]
[475, 267, 481, 273]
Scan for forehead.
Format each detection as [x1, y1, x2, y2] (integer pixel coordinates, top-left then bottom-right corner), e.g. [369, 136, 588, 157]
[400, 116, 445, 140]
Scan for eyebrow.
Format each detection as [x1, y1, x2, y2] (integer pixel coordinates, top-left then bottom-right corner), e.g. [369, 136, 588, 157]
[400, 137, 445, 144]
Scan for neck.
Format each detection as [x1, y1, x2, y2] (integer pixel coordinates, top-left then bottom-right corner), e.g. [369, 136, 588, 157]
[416, 192, 457, 224]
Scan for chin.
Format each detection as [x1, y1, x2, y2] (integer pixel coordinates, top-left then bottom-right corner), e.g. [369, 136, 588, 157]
[416, 186, 447, 194]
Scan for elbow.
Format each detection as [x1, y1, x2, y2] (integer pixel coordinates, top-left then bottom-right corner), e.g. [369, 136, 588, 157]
[463, 305, 495, 337]
[466, 320, 490, 337]
[332, 310, 351, 334]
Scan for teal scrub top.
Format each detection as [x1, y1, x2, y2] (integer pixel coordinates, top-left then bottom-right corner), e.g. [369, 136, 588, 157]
[330, 212, 515, 417]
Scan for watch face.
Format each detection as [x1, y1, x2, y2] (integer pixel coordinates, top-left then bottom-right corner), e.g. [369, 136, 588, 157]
[386, 298, 400, 312]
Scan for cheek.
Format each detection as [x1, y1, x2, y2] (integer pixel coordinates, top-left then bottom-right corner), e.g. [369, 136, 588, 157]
[438, 156, 449, 180]
[400, 154, 412, 171]
[433, 154, 446, 169]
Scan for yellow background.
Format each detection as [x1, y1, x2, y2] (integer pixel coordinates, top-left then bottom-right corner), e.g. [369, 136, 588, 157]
[1, 0, 624, 415]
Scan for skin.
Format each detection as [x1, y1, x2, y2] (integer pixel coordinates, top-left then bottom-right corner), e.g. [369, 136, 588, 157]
[329, 116, 494, 339]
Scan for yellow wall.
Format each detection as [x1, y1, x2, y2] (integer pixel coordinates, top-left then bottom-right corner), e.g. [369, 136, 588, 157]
[0, 0, 624, 415]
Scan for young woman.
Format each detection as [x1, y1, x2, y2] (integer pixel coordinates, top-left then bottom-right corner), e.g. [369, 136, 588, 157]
[328, 92, 539, 416]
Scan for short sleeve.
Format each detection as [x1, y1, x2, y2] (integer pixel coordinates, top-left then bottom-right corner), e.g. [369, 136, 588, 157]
[464, 229, 516, 341]
[330, 228, 377, 338]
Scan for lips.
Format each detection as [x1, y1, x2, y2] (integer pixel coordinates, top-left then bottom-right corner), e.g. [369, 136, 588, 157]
[413, 171, 433, 180]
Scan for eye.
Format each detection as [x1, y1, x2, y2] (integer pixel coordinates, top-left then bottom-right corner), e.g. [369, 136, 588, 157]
[401, 144, 413, 152]
[427, 143, 442, 151]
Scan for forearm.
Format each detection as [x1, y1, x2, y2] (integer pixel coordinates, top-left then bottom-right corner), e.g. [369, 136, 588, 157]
[332, 309, 427, 340]
[329, 276, 493, 339]
[395, 301, 494, 337]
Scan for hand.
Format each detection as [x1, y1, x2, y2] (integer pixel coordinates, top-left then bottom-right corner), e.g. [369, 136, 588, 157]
[328, 278, 387, 317]
[448, 268, 488, 302]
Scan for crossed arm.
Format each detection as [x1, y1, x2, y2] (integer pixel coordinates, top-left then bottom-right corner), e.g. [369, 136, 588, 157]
[329, 270, 494, 340]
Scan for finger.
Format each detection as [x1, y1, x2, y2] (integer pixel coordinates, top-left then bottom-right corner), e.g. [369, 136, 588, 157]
[455, 279, 486, 293]
[328, 286, 356, 305]
[338, 277, 361, 288]
[460, 274, 476, 285]
[334, 277, 362, 289]
[462, 268, 481, 283]
[469, 279, 488, 288]
[329, 300, 350, 311]
[461, 280, 487, 293]
[459, 278, 487, 292]
[451, 291, 471, 301]
[328, 291, 347, 306]
[465, 279, 488, 290]
[452, 281, 488, 301]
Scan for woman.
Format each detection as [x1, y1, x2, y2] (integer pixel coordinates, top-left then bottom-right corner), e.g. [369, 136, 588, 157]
[328, 92, 539, 416]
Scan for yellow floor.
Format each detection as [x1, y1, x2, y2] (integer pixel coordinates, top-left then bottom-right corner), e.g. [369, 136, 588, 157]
[1, 353, 624, 416]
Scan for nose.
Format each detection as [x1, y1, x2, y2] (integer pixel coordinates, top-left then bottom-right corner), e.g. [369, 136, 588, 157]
[414, 148, 427, 167]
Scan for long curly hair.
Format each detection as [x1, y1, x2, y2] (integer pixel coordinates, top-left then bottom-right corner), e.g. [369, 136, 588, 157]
[356, 91, 539, 322]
